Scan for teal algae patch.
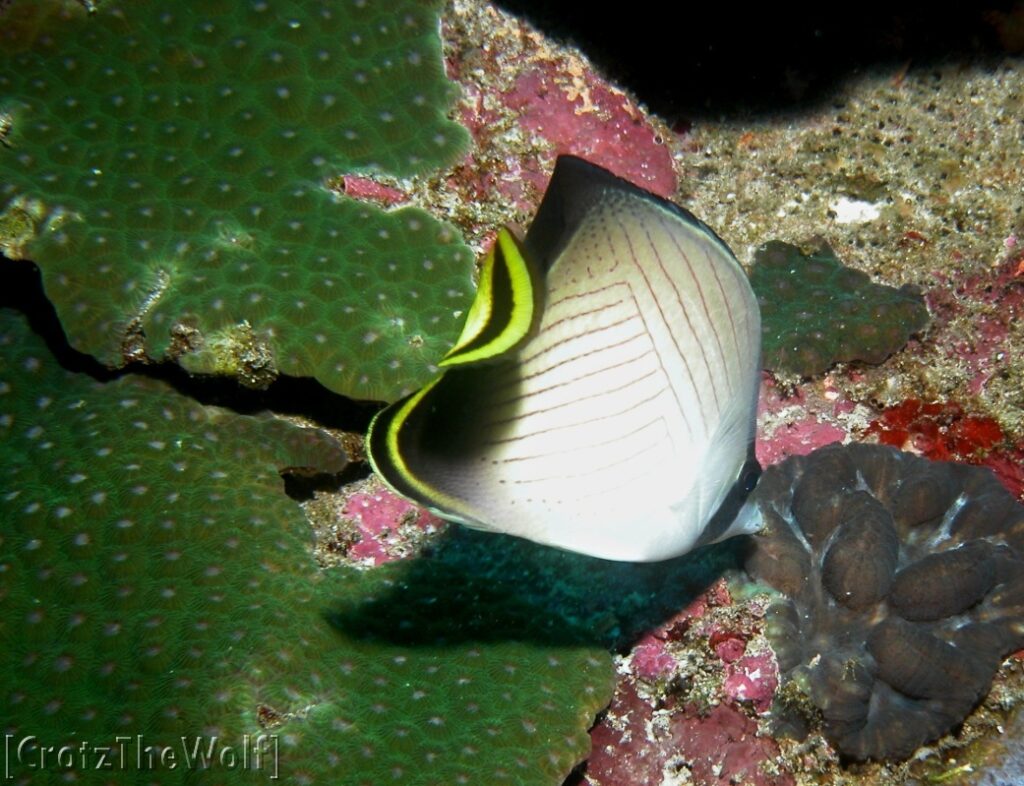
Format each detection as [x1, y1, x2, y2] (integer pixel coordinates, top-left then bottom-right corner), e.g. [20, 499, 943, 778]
[0, 309, 613, 784]
[0, 0, 473, 401]
[751, 240, 930, 377]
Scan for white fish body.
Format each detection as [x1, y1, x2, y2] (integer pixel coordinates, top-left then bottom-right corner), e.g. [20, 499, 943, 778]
[368, 156, 763, 562]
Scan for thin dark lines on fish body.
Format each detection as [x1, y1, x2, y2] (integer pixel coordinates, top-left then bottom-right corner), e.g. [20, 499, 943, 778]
[367, 156, 763, 562]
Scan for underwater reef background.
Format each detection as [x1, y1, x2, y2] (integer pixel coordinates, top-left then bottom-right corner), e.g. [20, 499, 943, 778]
[2, 1, 1024, 785]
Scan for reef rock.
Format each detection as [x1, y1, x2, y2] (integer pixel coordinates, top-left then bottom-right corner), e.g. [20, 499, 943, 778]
[745, 442, 1024, 760]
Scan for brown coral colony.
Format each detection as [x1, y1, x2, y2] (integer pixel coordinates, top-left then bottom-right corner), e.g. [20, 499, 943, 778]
[746, 443, 1024, 760]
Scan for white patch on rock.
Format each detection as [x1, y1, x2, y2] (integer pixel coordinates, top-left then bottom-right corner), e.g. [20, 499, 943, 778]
[829, 195, 882, 224]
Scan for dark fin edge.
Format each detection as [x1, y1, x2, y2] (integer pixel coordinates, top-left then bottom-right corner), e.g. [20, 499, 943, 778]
[525, 155, 736, 273]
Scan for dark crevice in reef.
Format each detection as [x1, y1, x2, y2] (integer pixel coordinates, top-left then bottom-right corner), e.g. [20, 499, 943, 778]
[494, 1, 1023, 124]
[281, 462, 370, 502]
[0, 254, 380, 434]
[0, 256, 117, 381]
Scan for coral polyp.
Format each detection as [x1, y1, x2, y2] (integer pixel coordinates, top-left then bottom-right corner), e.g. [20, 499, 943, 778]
[746, 442, 1024, 760]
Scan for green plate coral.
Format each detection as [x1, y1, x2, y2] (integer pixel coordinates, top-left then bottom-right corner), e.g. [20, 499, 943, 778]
[0, 309, 614, 784]
[751, 240, 930, 377]
[0, 0, 473, 401]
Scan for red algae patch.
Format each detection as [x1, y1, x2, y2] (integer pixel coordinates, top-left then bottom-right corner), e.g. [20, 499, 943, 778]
[866, 398, 1024, 498]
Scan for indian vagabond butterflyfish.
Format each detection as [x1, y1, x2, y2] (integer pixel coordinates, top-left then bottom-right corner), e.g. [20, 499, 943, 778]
[368, 155, 764, 562]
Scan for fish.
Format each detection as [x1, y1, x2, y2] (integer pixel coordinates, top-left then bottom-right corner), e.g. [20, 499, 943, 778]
[367, 155, 763, 561]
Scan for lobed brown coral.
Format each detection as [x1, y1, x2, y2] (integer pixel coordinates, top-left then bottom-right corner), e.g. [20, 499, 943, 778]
[745, 443, 1024, 760]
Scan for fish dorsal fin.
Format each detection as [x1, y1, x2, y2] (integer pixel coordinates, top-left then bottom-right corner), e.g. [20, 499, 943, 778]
[439, 227, 541, 368]
[524, 155, 739, 279]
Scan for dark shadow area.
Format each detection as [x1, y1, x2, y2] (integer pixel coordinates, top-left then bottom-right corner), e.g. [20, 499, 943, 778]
[493, 2, 1023, 123]
[325, 523, 749, 651]
[281, 463, 369, 501]
[0, 254, 380, 433]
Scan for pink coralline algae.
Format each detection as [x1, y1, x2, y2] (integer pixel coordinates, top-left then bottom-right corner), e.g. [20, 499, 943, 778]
[927, 249, 1024, 399]
[502, 67, 677, 198]
[710, 629, 747, 663]
[586, 580, 789, 785]
[631, 634, 679, 681]
[339, 175, 410, 207]
[758, 416, 847, 467]
[722, 651, 779, 714]
[756, 374, 854, 466]
[450, 46, 676, 213]
[586, 684, 794, 786]
[341, 486, 446, 565]
[629, 581, 733, 682]
[671, 704, 793, 786]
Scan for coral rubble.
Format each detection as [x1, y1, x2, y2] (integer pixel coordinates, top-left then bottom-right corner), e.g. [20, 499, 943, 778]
[746, 442, 1024, 760]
